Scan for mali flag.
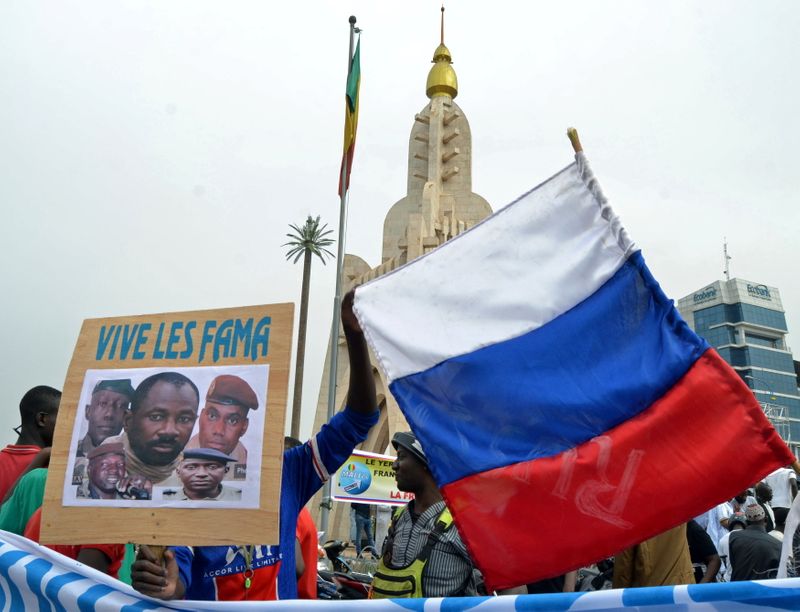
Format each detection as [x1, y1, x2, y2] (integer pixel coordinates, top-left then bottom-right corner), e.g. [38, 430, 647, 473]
[338, 38, 360, 196]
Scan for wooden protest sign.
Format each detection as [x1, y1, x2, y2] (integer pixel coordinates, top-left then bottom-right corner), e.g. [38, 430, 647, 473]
[41, 303, 292, 546]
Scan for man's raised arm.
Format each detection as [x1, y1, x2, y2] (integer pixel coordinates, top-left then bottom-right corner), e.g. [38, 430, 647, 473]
[342, 289, 376, 416]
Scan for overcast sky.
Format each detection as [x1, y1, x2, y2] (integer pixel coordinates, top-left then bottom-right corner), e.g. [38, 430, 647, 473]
[2, 1, 798, 446]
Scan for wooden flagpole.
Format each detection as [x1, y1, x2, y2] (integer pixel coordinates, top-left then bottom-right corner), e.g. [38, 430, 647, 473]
[567, 127, 583, 153]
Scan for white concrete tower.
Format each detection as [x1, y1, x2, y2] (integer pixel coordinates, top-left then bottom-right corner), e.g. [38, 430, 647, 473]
[382, 11, 492, 265]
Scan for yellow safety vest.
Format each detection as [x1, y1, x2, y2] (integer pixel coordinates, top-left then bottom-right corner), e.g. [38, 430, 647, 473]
[369, 506, 454, 599]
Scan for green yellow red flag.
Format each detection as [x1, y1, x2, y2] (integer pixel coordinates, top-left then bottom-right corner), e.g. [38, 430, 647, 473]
[338, 38, 361, 196]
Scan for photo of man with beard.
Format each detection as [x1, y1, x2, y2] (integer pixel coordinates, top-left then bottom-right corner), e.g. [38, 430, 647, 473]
[104, 372, 200, 485]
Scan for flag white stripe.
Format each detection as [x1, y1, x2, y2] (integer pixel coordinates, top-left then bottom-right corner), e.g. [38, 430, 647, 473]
[354, 153, 637, 383]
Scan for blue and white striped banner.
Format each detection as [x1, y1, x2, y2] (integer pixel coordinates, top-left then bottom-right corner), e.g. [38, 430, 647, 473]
[3, 530, 800, 611]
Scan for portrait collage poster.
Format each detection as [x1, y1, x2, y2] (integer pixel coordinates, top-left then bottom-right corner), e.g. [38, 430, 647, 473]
[42, 303, 292, 546]
[63, 365, 269, 509]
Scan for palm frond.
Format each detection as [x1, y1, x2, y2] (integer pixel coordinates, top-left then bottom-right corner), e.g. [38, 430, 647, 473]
[284, 215, 336, 265]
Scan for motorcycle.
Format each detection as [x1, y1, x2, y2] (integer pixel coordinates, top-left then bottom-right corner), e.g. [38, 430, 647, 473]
[318, 540, 373, 599]
[577, 558, 614, 591]
[316, 574, 342, 600]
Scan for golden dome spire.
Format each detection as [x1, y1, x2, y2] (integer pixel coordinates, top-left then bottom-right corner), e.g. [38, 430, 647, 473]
[426, 6, 458, 99]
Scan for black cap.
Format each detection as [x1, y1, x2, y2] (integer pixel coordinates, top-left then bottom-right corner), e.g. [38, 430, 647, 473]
[93, 379, 135, 400]
[391, 431, 427, 467]
[182, 448, 236, 463]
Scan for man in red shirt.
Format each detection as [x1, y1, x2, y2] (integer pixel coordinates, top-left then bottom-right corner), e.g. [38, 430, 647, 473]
[24, 507, 128, 579]
[295, 506, 318, 598]
[284, 435, 319, 599]
[0, 386, 61, 501]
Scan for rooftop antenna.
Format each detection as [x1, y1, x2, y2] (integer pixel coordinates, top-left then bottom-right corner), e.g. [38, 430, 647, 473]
[723, 237, 732, 281]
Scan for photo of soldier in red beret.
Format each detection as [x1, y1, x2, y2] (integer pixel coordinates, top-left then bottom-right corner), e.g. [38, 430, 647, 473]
[183, 375, 258, 481]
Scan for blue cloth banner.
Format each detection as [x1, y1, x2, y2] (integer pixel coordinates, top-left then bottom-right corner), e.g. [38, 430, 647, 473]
[3, 530, 800, 610]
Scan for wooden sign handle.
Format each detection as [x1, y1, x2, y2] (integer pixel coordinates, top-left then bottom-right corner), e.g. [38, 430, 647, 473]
[135, 544, 166, 565]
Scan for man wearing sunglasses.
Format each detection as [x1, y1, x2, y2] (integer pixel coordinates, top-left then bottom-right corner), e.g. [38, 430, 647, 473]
[0, 385, 61, 501]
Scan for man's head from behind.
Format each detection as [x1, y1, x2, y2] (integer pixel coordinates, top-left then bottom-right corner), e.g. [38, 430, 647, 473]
[85, 379, 134, 447]
[745, 503, 766, 526]
[283, 436, 302, 452]
[176, 448, 235, 500]
[728, 513, 747, 531]
[18, 386, 61, 447]
[391, 431, 434, 495]
[87, 442, 126, 499]
[755, 481, 773, 505]
[125, 372, 199, 466]
[197, 375, 257, 455]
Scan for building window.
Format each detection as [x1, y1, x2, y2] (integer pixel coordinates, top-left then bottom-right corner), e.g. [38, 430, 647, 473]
[735, 304, 788, 331]
[740, 369, 800, 397]
[745, 332, 783, 349]
[745, 347, 795, 372]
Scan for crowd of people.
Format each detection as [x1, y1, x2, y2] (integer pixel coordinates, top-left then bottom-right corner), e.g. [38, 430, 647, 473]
[0, 290, 797, 601]
[609, 473, 795, 590]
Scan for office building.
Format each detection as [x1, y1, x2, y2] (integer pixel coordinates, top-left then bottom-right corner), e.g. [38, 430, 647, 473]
[678, 279, 800, 455]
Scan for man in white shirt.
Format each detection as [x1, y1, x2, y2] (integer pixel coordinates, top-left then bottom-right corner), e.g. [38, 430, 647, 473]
[764, 466, 797, 512]
[705, 491, 756, 549]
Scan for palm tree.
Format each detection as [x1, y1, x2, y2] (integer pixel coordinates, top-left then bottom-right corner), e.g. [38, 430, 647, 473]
[284, 215, 335, 439]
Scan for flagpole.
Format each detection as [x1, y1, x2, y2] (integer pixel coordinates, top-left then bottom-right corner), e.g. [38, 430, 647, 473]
[319, 14, 357, 539]
[567, 127, 583, 153]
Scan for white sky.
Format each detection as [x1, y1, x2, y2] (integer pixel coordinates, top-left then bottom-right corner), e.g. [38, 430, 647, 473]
[2, 1, 798, 446]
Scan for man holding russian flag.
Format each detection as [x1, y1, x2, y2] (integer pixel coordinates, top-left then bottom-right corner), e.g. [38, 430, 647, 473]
[352, 135, 795, 591]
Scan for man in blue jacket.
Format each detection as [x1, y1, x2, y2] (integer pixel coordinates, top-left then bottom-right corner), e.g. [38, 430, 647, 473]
[131, 290, 379, 600]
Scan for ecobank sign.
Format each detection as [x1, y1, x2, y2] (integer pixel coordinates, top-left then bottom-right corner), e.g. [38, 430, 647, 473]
[693, 286, 718, 305]
[747, 284, 772, 301]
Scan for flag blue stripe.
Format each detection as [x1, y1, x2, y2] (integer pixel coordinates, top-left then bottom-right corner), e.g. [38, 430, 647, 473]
[389, 251, 709, 485]
[25, 557, 54, 611]
[622, 585, 675, 606]
[45, 571, 88, 611]
[513, 592, 584, 610]
[120, 600, 172, 611]
[77, 584, 115, 611]
[686, 581, 800, 609]
[0, 550, 27, 611]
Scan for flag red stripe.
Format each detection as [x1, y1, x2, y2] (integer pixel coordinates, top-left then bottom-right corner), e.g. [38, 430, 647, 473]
[338, 142, 355, 196]
[441, 349, 793, 591]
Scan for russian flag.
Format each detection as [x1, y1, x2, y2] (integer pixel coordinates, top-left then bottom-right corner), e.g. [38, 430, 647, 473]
[353, 152, 794, 591]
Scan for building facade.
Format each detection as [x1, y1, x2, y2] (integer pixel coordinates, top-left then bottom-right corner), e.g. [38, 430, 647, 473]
[677, 279, 800, 454]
